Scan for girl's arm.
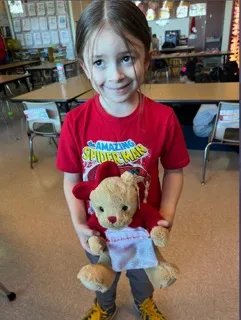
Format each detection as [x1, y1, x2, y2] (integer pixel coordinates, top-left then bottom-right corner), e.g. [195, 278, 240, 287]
[64, 172, 99, 253]
[158, 168, 184, 229]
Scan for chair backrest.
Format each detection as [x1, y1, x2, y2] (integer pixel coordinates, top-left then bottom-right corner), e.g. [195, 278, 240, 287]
[211, 102, 239, 141]
[23, 101, 62, 134]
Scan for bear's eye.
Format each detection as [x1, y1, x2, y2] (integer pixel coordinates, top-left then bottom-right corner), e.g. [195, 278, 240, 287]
[99, 207, 104, 212]
[122, 205, 128, 211]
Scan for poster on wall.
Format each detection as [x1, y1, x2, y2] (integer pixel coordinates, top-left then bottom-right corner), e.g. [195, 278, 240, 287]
[25, 33, 33, 46]
[176, 5, 188, 18]
[8, 0, 23, 17]
[42, 31, 51, 45]
[27, 3, 36, 16]
[37, 2, 46, 16]
[13, 19, 21, 32]
[159, 8, 170, 19]
[189, 3, 206, 17]
[48, 16, 57, 30]
[60, 29, 70, 44]
[33, 32, 42, 46]
[46, 1, 55, 15]
[58, 15, 67, 29]
[50, 30, 59, 44]
[39, 17, 48, 31]
[31, 17, 40, 31]
[20, 4, 27, 18]
[56, 1, 66, 15]
[22, 18, 31, 31]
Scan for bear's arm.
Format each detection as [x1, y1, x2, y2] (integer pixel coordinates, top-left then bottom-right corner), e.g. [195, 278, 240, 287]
[139, 203, 164, 232]
[87, 214, 107, 239]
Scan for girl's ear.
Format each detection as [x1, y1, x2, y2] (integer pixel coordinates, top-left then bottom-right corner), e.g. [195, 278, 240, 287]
[80, 60, 90, 79]
[144, 52, 151, 72]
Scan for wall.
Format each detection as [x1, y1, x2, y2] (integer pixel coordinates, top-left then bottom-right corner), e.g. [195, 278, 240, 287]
[148, 18, 190, 48]
[221, 0, 233, 51]
[69, 0, 91, 41]
[206, 0, 225, 38]
[70, 0, 231, 52]
[70, 0, 82, 23]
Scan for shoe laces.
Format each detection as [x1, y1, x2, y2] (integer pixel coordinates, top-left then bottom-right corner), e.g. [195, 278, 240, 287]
[138, 297, 166, 320]
[85, 303, 109, 320]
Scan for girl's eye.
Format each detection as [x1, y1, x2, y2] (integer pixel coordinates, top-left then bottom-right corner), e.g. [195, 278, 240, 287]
[94, 59, 104, 67]
[122, 56, 134, 64]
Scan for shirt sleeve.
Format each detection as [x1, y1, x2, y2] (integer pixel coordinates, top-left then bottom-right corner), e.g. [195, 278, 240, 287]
[56, 113, 82, 173]
[160, 110, 190, 170]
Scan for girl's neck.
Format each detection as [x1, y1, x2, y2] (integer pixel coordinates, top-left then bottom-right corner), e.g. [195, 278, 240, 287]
[99, 92, 139, 117]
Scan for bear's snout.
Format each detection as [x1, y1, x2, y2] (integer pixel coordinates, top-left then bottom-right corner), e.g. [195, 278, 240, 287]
[108, 216, 117, 224]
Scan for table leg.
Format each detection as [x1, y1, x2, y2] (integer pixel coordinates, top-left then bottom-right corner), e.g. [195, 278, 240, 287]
[30, 75, 34, 89]
[51, 70, 55, 83]
[64, 65, 67, 78]
[22, 78, 31, 92]
[40, 70, 45, 85]
[62, 102, 70, 113]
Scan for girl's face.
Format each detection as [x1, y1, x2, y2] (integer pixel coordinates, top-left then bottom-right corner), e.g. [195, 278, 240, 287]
[81, 24, 149, 106]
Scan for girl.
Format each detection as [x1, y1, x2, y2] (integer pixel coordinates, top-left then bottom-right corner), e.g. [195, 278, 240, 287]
[57, 1, 190, 319]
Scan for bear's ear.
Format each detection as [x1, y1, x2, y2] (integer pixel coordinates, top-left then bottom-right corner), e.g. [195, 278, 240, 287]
[121, 171, 144, 186]
[121, 171, 136, 185]
[96, 161, 120, 183]
[72, 181, 96, 200]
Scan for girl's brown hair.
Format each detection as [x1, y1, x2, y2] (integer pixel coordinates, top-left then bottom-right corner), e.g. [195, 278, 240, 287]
[75, 0, 151, 60]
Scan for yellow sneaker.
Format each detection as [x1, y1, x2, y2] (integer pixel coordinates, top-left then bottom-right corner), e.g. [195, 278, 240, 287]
[135, 297, 166, 320]
[82, 301, 117, 320]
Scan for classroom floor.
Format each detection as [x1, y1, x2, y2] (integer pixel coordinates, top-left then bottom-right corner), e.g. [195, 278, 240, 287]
[0, 108, 239, 320]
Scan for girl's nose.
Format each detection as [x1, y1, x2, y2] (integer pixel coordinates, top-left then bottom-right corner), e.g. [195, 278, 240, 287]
[108, 65, 125, 82]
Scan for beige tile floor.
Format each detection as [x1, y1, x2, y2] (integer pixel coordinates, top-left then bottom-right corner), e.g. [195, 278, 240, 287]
[0, 108, 239, 320]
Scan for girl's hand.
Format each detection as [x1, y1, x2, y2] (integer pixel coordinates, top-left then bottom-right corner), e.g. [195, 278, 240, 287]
[75, 224, 100, 254]
[157, 219, 172, 231]
[158, 208, 175, 231]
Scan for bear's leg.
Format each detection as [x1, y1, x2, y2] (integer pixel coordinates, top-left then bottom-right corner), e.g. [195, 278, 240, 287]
[145, 263, 178, 290]
[78, 252, 116, 293]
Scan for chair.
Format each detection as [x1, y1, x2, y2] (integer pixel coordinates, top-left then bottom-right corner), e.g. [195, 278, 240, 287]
[0, 99, 8, 125]
[0, 282, 16, 301]
[168, 58, 183, 77]
[201, 102, 239, 184]
[150, 58, 169, 83]
[22, 101, 62, 169]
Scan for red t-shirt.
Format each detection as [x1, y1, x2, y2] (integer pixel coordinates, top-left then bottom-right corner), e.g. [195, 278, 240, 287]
[57, 94, 190, 212]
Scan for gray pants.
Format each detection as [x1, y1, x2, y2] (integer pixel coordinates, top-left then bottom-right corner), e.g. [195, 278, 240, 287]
[86, 251, 154, 310]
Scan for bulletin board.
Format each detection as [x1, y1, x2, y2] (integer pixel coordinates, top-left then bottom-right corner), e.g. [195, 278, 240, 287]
[6, 0, 74, 59]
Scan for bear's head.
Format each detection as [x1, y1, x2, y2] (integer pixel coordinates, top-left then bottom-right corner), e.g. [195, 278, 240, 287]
[73, 162, 143, 230]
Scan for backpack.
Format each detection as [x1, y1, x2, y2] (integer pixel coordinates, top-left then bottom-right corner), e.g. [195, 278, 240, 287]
[0, 35, 6, 63]
[162, 41, 175, 49]
[209, 67, 224, 82]
[223, 61, 239, 82]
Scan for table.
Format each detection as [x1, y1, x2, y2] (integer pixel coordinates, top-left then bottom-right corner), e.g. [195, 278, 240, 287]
[25, 60, 76, 82]
[75, 83, 239, 104]
[0, 60, 40, 73]
[159, 46, 195, 53]
[152, 51, 233, 61]
[0, 74, 31, 86]
[0, 74, 31, 95]
[11, 74, 92, 112]
[0, 74, 32, 116]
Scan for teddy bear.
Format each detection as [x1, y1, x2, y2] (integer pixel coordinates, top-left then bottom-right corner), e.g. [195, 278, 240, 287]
[73, 161, 178, 293]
